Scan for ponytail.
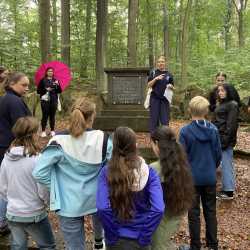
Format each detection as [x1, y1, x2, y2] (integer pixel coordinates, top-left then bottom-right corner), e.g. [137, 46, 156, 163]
[69, 109, 86, 137]
[68, 97, 96, 138]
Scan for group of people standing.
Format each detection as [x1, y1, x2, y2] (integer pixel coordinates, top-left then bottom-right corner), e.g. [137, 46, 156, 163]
[0, 62, 249, 250]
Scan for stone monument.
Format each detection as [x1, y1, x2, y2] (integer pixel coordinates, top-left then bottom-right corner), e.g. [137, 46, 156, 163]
[94, 68, 150, 132]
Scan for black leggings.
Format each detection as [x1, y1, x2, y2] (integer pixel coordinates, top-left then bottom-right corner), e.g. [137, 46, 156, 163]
[41, 101, 57, 131]
[106, 238, 151, 250]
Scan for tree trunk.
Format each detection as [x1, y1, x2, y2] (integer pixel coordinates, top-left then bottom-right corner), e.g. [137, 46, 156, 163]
[81, 0, 92, 77]
[96, 0, 108, 94]
[38, 0, 51, 63]
[224, 0, 233, 50]
[51, 0, 58, 59]
[180, 0, 192, 87]
[61, 0, 70, 66]
[163, 2, 169, 59]
[127, 0, 139, 67]
[146, 0, 154, 68]
[233, 0, 248, 48]
[238, 9, 244, 48]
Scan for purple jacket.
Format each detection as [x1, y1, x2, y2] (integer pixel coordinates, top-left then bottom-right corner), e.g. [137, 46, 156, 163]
[96, 162, 164, 246]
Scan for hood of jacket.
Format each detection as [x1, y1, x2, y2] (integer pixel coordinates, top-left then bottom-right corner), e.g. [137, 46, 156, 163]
[189, 120, 218, 143]
[131, 157, 149, 192]
[5, 146, 26, 161]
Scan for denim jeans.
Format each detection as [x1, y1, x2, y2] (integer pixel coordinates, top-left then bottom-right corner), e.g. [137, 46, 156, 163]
[0, 198, 7, 228]
[106, 238, 151, 250]
[0, 147, 8, 229]
[8, 217, 56, 250]
[188, 186, 218, 250]
[221, 147, 235, 192]
[58, 213, 103, 250]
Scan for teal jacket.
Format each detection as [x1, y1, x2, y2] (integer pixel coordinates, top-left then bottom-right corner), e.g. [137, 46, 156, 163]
[33, 130, 112, 217]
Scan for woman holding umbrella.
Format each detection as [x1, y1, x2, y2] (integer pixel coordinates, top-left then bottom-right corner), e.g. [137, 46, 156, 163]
[37, 67, 62, 137]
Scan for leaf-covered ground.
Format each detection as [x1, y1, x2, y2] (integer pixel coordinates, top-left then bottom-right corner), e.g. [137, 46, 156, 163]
[4, 119, 248, 250]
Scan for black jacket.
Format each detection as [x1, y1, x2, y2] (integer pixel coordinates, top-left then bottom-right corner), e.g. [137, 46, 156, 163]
[209, 84, 240, 112]
[212, 100, 239, 150]
[0, 90, 31, 149]
[37, 78, 62, 104]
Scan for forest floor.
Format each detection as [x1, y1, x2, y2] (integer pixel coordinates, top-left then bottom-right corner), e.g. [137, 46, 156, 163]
[0, 119, 249, 250]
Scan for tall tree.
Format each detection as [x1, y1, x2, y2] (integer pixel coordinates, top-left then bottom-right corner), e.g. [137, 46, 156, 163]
[146, 0, 154, 68]
[224, 0, 233, 50]
[61, 0, 70, 66]
[127, 0, 139, 67]
[163, 1, 169, 59]
[38, 0, 51, 63]
[51, 0, 58, 59]
[180, 0, 193, 87]
[96, 0, 108, 94]
[81, 0, 93, 77]
[233, 0, 248, 48]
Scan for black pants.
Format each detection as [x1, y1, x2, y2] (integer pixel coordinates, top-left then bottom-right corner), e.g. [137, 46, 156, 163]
[107, 238, 151, 250]
[188, 185, 218, 250]
[41, 101, 57, 131]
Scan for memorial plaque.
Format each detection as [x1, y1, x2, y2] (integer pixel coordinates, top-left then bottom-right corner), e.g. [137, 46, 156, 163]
[105, 68, 149, 105]
[112, 76, 142, 104]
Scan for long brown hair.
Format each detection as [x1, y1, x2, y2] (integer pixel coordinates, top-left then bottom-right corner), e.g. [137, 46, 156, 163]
[151, 126, 194, 216]
[69, 97, 96, 137]
[11, 116, 40, 156]
[108, 127, 140, 221]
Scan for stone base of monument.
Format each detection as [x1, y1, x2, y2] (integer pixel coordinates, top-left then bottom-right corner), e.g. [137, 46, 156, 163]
[94, 105, 150, 132]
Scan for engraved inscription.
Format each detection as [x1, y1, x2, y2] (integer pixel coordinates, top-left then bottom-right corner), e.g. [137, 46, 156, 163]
[112, 76, 142, 104]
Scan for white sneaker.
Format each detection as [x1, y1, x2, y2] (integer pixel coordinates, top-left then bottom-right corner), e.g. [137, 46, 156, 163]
[40, 131, 47, 138]
[50, 131, 56, 137]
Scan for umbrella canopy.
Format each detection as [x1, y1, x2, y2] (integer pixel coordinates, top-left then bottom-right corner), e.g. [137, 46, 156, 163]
[34, 61, 72, 91]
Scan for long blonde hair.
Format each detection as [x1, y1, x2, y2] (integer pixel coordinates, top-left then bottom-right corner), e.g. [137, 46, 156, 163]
[11, 116, 40, 156]
[69, 97, 96, 137]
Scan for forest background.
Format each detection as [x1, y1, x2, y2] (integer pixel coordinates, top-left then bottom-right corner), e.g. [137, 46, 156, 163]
[0, 0, 250, 100]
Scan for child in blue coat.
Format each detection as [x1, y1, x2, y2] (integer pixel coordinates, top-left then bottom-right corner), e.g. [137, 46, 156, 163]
[179, 96, 222, 250]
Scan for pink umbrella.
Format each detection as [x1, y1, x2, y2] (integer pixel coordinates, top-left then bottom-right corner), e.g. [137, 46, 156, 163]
[34, 61, 72, 91]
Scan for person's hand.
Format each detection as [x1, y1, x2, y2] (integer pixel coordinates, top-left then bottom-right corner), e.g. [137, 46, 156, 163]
[46, 87, 52, 91]
[54, 80, 59, 85]
[155, 74, 165, 81]
[167, 84, 174, 90]
[248, 107, 250, 113]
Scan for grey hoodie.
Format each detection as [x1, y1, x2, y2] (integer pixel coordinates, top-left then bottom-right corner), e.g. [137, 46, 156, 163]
[0, 146, 49, 218]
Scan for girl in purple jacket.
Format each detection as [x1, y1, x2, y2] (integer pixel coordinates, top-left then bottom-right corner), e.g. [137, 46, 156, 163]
[97, 127, 164, 250]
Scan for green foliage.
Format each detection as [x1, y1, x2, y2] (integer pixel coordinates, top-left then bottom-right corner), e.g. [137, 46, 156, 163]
[0, 0, 250, 96]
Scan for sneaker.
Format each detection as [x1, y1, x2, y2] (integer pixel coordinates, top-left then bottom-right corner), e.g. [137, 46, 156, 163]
[40, 131, 47, 138]
[94, 238, 105, 250]
[216, 191, 233, 200]
[50, 131, 56, 137]
[0, 224, 10, 236]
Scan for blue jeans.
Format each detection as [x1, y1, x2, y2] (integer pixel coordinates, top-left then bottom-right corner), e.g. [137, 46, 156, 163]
[221, 147, 235, 192]
[8, 217, 55, 250]
[58, 213, 103, 250]
[0, 198, 7, 228]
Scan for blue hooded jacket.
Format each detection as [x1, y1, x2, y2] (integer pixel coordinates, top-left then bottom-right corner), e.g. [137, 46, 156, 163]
[179, 120, 222, 186]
